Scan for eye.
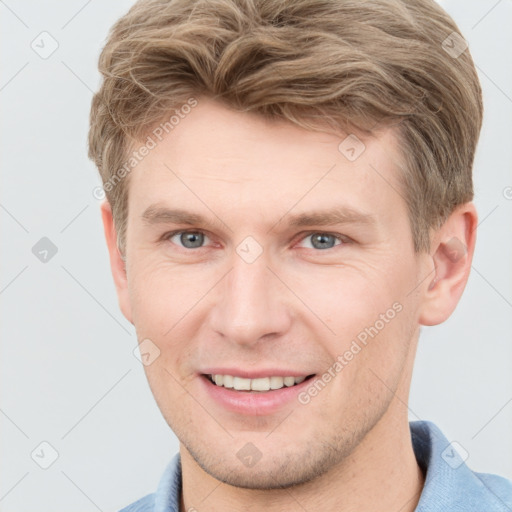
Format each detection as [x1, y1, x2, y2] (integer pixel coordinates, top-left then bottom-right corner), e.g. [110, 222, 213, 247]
[166, 230, 211, 249]
[296, 232, 345, 250]
[162, 230, 348, 252]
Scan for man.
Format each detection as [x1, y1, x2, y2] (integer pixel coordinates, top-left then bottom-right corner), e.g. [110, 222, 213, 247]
[88, 0, 512, 510]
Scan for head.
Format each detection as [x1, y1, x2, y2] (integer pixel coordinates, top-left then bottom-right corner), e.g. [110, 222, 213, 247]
[89, 0, 482, 490]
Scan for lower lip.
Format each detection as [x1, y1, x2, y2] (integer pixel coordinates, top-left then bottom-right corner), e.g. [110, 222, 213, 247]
[199, 374, 316, 416]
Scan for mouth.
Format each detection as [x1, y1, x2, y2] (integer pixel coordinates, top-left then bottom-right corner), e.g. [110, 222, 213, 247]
[201, 373, 316, 393]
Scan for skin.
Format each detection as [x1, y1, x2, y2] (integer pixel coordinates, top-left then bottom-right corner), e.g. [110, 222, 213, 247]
[101, 97, 477, 512]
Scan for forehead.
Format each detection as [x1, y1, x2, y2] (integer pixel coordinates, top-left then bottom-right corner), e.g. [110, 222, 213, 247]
[127, 97, 408, 226]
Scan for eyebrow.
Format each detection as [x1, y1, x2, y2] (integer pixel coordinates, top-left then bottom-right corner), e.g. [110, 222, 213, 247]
[141, 204, 376, 230]
[141, 205, 228, 230]
[287, 207, 376, 228]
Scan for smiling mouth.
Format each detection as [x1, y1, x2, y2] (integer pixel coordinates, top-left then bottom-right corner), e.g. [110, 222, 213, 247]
[202, 373, 316, 392]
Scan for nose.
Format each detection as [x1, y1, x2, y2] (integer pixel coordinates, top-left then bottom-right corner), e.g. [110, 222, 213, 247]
[208, 251, 292, 347]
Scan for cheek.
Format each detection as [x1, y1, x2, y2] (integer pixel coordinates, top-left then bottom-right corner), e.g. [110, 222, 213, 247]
[128, 258, 206, 331]
[310, 265, 417, 367]
[128, 260, 211, 374]
[302, 267, 398, 332]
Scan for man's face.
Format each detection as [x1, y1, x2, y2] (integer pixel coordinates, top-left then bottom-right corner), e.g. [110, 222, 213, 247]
[118, 97, 428, 488]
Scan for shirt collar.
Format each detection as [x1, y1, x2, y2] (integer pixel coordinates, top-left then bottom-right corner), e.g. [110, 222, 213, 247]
[410, 420, 511, 511]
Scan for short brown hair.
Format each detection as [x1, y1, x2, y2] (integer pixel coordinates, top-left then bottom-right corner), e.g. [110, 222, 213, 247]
[88, 0, 483, 255]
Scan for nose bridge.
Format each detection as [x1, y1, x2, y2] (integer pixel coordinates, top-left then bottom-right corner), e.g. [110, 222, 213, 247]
[210, 249, 290, 345]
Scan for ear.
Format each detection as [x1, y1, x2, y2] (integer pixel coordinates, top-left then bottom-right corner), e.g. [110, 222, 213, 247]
[418, 202, 478, 326]
[100, 200, 133, 325]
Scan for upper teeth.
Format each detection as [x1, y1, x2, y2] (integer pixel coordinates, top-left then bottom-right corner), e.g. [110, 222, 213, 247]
[210, 374, 307, 392]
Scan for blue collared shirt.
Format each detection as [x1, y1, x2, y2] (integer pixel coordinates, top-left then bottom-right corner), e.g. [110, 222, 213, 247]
[119, 420, 512, 511]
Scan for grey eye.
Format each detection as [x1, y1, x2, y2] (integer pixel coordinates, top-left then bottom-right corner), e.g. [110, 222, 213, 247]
[174, 231, 206, 249]
[302, 233, 341, 250]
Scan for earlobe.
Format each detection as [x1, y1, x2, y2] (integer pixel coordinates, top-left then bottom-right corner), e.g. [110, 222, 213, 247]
[100, 200, 133, 325]
[418, 203, 478, 326]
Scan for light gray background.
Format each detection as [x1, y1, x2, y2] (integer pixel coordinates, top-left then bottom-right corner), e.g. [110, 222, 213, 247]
[1, 1, 511, 511]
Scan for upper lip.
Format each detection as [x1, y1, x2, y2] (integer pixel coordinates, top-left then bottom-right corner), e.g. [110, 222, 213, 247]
[200, 368, 315, 379]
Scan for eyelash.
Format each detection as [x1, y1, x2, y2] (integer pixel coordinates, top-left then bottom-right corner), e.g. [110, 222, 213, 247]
[161, 229, 349, 251]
